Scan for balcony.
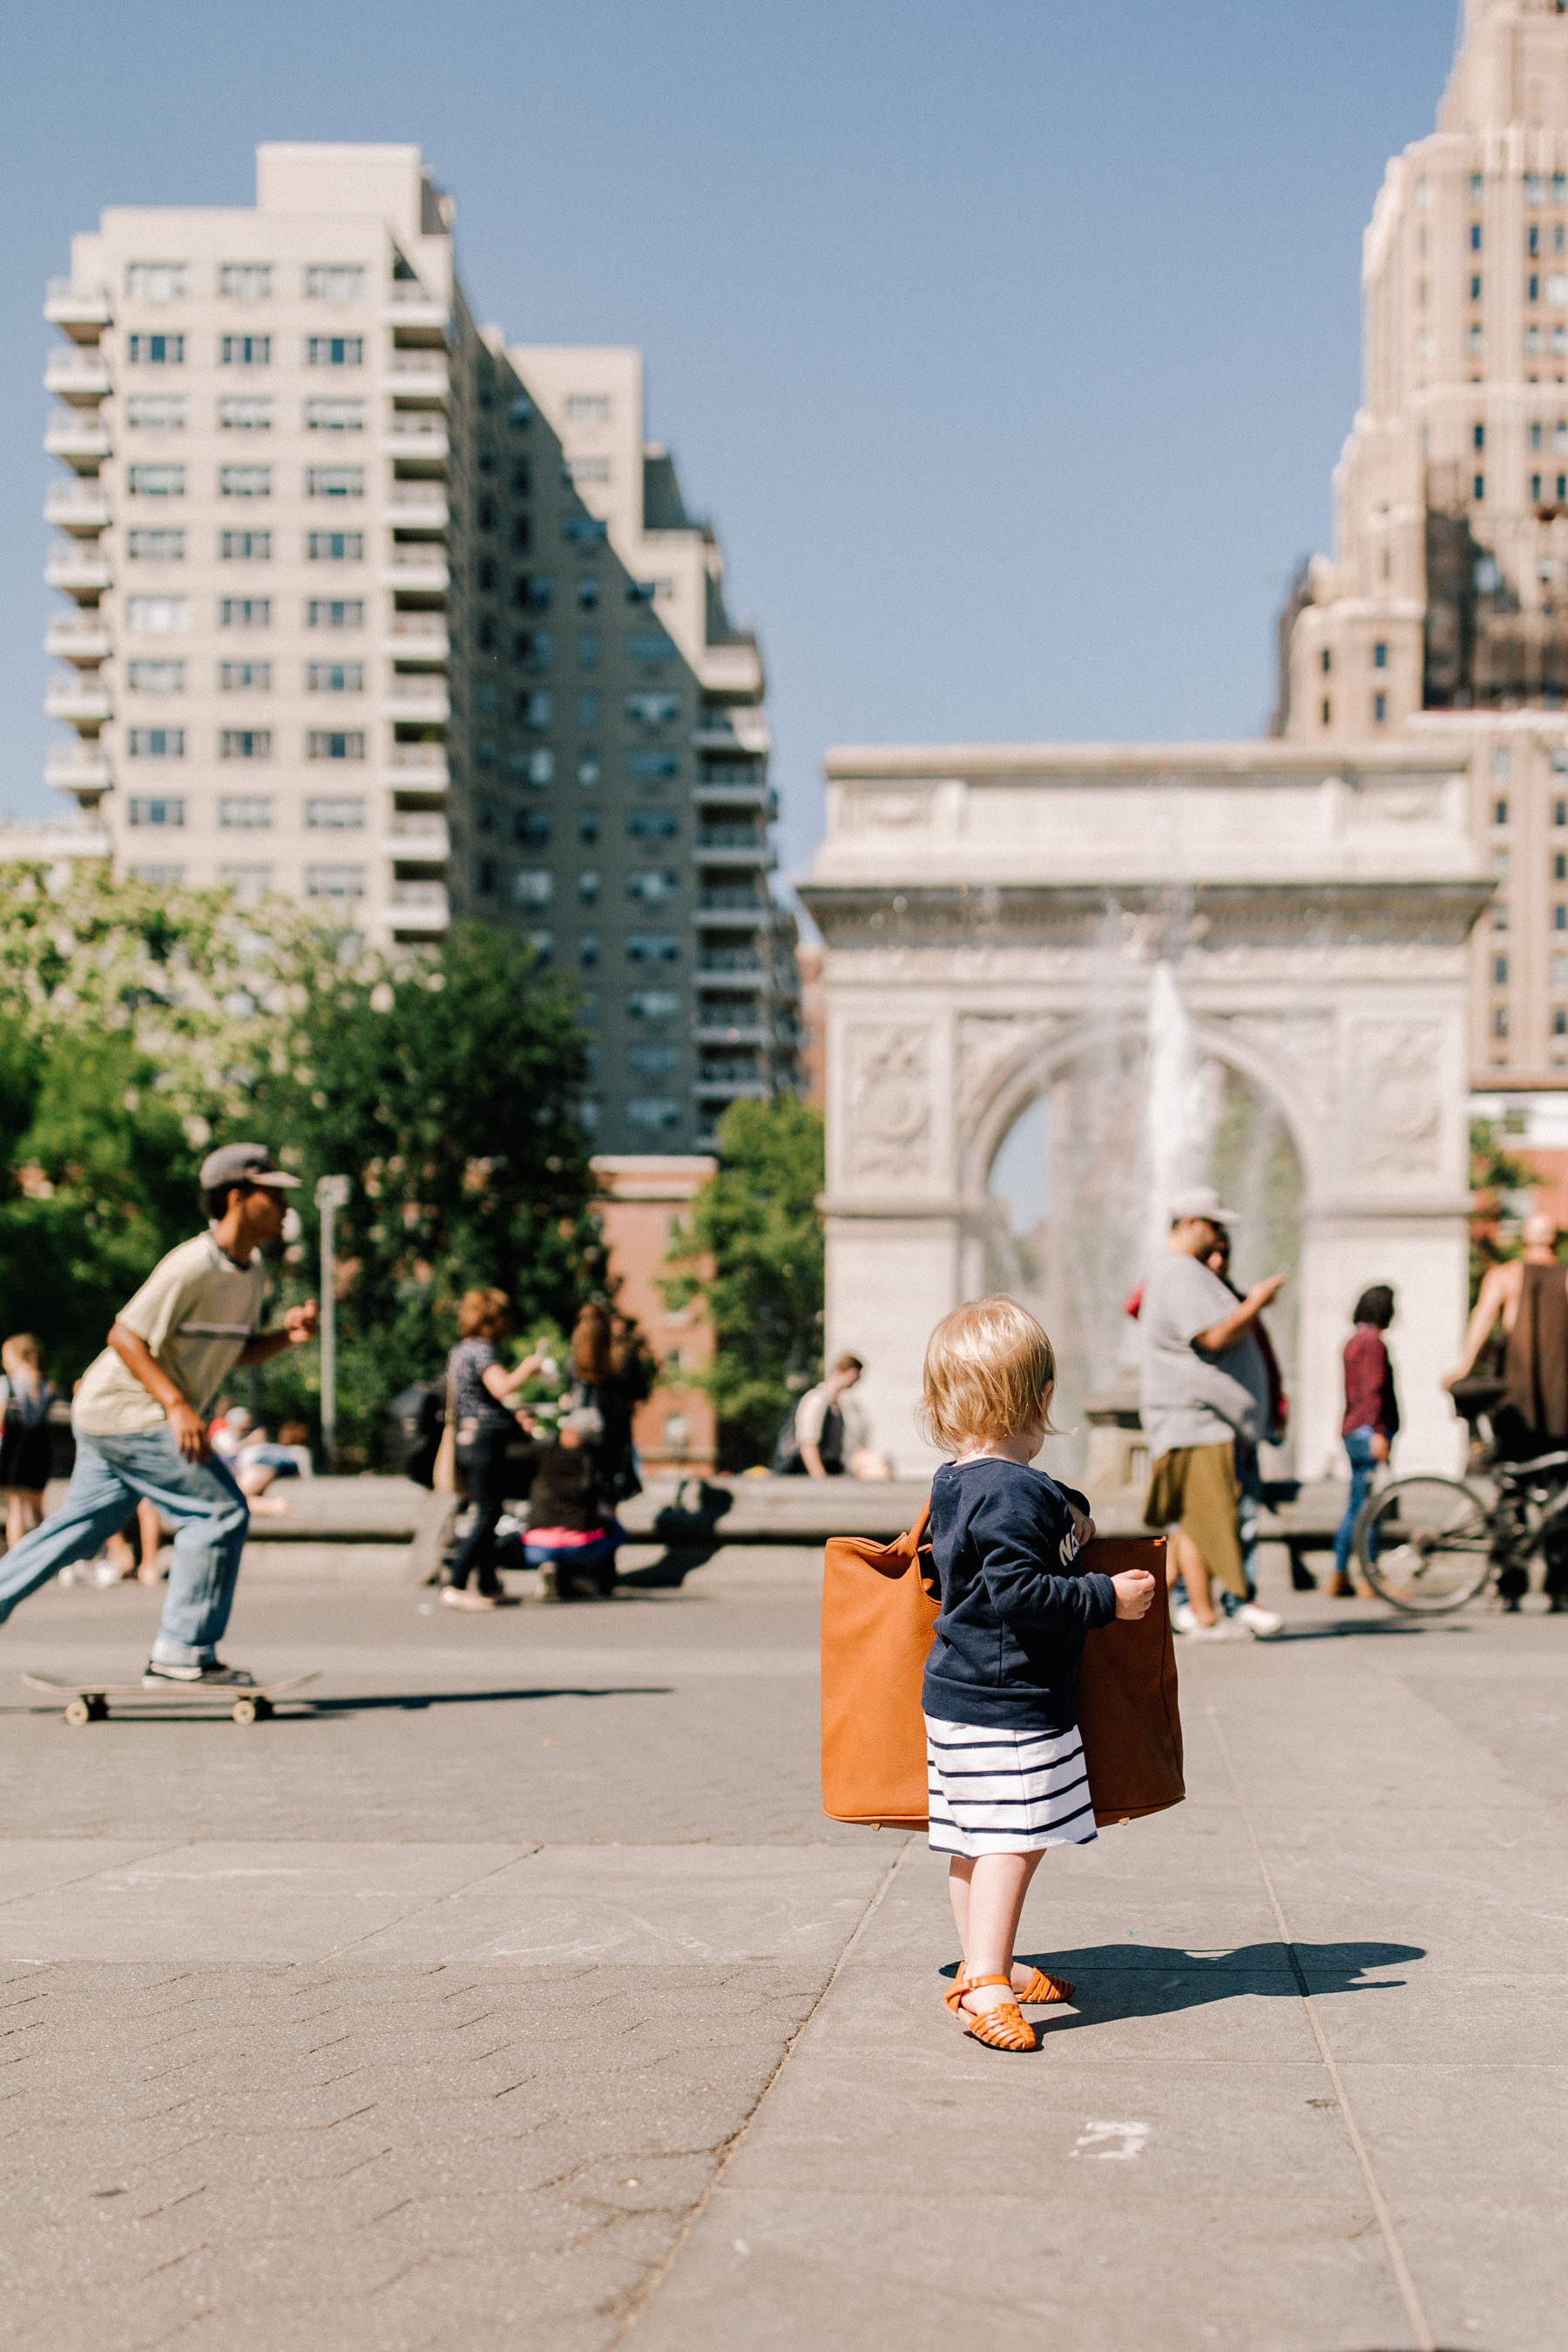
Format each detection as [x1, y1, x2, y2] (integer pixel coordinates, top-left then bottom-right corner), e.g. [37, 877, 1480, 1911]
[695, 643, 764, 698]
[386, 485, 449, 531]
[44, 350, 111, 403]
[44, 483, 110, 536]
[44, 279, 112, 340]
[382, 282, 449, 335]
[44, 678, 112, 731]
[389, 618, 449, 665]
[389, 881, 450, 933]
[44, 745, 112, 800]
[695, 841, 770, 868]
[388, 814, 450, 859]
[382, 419, 449, 473]
[694, 1074, 769, 1101]
[388, 353, 450, 402]
[383, 546, 449, 594]
[693, 776, 776, 813]
[693, 707, 770, 755]
[696, 953, 767, 980]
[386, 679, 450, 725]
[44, 616, 111, 666]
[45, 545, 111, 598]
[386, 746, 449, 793]
[44, 414, 111, 470]
[693, 1023, 769, 1047]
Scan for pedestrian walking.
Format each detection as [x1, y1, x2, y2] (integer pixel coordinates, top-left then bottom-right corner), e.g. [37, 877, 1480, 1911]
[919, 1295, 1155, 2051]
[0, 1335, 57, 1551]
[1204, 1228, 1288, 1612]
[440, 1288, 544, 1612]
[1444, 1211, 1568, 1607]
[0, 1144, 317, 1684]
[775, 1354, 867, 1477]
[1329, 1285, 1400, 1598]
[1139, 1186, 1285, 1639]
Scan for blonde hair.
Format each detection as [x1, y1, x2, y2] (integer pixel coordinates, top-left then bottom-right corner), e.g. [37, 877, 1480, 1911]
[920, 1296, 1058, 1453]
[2, 1335, 40, 1374]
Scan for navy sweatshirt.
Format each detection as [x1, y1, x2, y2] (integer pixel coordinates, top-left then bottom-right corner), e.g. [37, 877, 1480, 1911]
[920, 1457, 1118, 1734]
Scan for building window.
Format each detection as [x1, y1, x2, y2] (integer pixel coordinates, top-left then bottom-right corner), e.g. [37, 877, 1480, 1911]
[578, 870, 601, 903]
[519, 692, 553, 730]
[218, 397, 272, 431]
[306, 797, 365, 828]
[1470, 223, 1483, 251]
[305, 867, 366, 899]
[306, 336, 363, 367]
[304, 266, 366, 301]
[125, 596, 189, 634]
[220, 797, 273, 828]
[629, 751, 680, 781]
[219, 865, 270, 905]
[1528, 173, 1544, 206]
[305, 731, 366, 760]
[1534, 473, 1544, 501]
[563, 515, 608, 544]
[564, 394, 612, 422]
[1373, 693, 1387, 724]
[1372, 642, 1389, 669]
[1471, 275, 1483, 301]
[627, 931, 681, 963]
[128, 864, 184, 885]
[220, 531, 271, 560]
[577, 577, 601, 612]
[127, 795, 185, 825]
[628, 808, 679, 838]
[565, 456, 611, 485]
[306, 467, 365, 498]
[524, 750, 555, 786]
[1558, 853, 1567, 882]
[628, 1045, 680, 1075]
[219, 662, 270, 691]
[126, 660, 184, 693]
[1494, 955, 1510, 985]
[578, 754, 601, 786]
[218, 264, 271, 301]
[628, 1099, 682, 1132]
[220, 730, 271, 760]
[126, 530, 185, 561]
[626, 693, 681, 727]
[220, 599, 270, 629]
[1318, 647, 1332, 675]
[1321, 698, 1331, 727]
[627, 990, 681, 1021]
[1557, 906, 1567, 931]
[306, 532, 364, 561]
[126, 731, 184, 759]
[1474, 473, 1486, 500]
[1493, 1007, 1510, 1038]
[578, 632, 600, 667]
[220, 335, 270, 366]
[629, 869, 679, 905]
[511, 870, 554, 909]
[307, 600, 364, 628]
[220, 465, 271, 497]
[306, 663, 364, 693]
[577, 810, 598, 845]
[306, 399, 365, 431]
[127, 464, 185, 497]
[1495, 797, 1510, 826]
[517, 811, 552, 846]
[127, 334, 183, 365]
[579, 934, 600, 967]
[126, 395, 186, 430]
[126, 263, 186, 301]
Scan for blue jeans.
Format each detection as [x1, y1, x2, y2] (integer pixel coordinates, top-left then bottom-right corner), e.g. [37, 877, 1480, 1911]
[0, 1427, 249, 1666]
[1333, 1427, 1380, 1579]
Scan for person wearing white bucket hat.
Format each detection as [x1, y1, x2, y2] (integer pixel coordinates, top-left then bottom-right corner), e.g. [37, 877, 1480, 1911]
[0, 1144, 318, 1683]
[1139, 1186, 1286, 1639]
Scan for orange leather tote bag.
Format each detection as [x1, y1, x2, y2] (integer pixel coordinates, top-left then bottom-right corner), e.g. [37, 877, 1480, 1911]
[820, 1515, 1183, 1830]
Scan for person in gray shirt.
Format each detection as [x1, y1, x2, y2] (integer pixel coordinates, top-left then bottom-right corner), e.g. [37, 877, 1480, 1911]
[1139, 1186, 1285, 1640]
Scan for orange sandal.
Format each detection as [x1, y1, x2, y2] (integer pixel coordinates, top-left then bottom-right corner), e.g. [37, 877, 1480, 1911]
[952, 1973, 1035, 2051]
[943, 1964, 1074, 2012]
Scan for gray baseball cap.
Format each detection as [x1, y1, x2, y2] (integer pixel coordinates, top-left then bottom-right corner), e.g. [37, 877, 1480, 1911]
[1169, 1185, 1240, 1227]
[199, 1142, 301, 1193]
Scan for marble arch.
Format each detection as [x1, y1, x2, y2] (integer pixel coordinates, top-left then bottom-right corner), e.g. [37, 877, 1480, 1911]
[800, 741, 1492, 1483]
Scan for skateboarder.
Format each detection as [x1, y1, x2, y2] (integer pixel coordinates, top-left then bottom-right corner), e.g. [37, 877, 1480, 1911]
[0, 1144, 318, 1685]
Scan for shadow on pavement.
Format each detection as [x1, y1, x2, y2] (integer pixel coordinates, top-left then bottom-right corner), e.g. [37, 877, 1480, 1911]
[7, 1685, 676, 1723]
[1270, 1619, 1472, 1642]
[949, 1940, 1425, 2018]
[618, 1483, 738, 1588]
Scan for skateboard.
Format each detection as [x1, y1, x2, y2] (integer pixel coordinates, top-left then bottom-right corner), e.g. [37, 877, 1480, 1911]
[21, 1671, 321, 1726]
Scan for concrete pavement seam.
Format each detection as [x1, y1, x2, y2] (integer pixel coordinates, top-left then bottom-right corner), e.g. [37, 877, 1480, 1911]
[313, 1845, 543, 1965]
[612, 1831, 916, 2342]
[1206, 1703, 1436, 2352]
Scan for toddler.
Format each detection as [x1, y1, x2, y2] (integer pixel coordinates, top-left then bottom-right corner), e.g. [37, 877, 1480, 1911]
[921, 1296, 1155, 2052]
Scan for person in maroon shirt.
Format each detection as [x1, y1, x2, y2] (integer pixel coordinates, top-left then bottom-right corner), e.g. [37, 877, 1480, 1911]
[1330, 1286, 1399, 1598]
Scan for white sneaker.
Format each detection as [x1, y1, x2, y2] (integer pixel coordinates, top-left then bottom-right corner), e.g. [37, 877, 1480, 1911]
[1185, 1617, 1249, 1641]
[1171, 1601, 1198, 1635]
[1236, 1602, 1284, 1639]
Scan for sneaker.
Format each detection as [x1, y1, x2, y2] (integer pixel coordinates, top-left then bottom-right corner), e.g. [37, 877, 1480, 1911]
[142, 1660, 257, 1688]
[1236, 1602, 1284, 1639]
[1171, 1601, 1198, 1635]
[1184, 1617, 1249, 1641]
[440, 1585, 498, 1612]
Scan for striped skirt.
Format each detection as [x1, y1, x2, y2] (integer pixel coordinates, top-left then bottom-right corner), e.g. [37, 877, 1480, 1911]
[924, 1715, 1098, 1858]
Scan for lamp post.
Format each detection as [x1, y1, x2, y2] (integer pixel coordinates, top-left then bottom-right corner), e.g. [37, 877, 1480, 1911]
[315, 1174, 351, 1471]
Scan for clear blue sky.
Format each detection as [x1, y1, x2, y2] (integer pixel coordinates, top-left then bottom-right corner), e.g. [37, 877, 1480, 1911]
[3, 0, 1460, 878]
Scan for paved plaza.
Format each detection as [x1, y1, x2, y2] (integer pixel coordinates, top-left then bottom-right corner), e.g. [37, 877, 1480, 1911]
[0, 1543, 1563, 2352]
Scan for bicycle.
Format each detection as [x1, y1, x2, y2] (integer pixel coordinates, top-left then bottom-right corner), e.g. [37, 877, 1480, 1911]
[1353, 1445, 1568, 1615]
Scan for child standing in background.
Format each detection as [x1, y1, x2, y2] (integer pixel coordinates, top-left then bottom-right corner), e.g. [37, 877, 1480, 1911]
[920, 1297, 1156, 2053]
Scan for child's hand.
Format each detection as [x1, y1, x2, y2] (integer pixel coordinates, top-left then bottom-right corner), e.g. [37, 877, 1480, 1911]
[1111, 1570, 1156, 1620]
[1070, 1504, 1096, 1550]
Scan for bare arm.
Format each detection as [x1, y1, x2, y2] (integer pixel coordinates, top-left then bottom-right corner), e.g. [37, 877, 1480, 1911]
[1194, 1274, 1287, 1356]
[237, 1301, 320, 1367]
[800, 1440, 827, 1478]
[107, 1323, 209, 1463]
[1444, 1265, 1512, 1388]
[481, 1351, 543, 1404]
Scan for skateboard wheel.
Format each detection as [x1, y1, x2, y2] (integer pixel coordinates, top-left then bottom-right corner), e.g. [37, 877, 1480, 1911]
[231, 1697, 260, 1725]
[64, 1699, 91, 1727]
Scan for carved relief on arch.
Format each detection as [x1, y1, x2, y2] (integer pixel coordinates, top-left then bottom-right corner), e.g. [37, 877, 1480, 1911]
[956, 1014, 1066, 1138]
[1204, 1011, 1337, 1137]
[843, 1023, 932, 1181]
[1344, 1019, 1443, 1182]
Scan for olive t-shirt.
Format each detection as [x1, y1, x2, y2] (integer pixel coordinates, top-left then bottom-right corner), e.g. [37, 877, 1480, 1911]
[72, 1232, 267, 1437]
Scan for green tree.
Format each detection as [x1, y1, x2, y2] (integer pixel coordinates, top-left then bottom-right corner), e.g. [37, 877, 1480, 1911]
[246, 921, 604, 1462]
[1468, 1114, 1543, 1301]
[663, 1098, 824, 1470]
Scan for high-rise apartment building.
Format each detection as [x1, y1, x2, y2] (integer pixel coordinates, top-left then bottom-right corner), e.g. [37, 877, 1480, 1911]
[42, 142, 798, 1153]
[1281, 0, 1568, 1096]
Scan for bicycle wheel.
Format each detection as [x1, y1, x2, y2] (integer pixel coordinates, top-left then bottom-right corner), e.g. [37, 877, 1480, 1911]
[1355, 1476, 1494, 1614]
